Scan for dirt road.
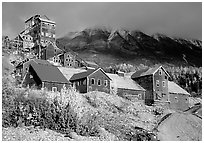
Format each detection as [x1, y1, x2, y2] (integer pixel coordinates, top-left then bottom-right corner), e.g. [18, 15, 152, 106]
[157, 112, 202, 141]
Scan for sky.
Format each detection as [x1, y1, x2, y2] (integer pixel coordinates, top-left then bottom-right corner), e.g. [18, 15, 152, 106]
[2, 2, 202, 40]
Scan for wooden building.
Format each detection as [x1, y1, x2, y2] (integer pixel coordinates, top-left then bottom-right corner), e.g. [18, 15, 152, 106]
[69, 68, 111, 93]
[23, 14, 56, 46]
[168, 81, 190, 111]
[22, 63, 70, 92]
[15, 58, 52, 81]
[107, 73, 146, 100]
[131, 65, 170, 105]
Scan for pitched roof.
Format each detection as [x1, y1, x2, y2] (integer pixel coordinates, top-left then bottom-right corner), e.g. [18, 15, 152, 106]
[69, 69, 95, 81]
[168, 81, 190, 95]
[58, 67, 87, 81]
[131, 65, 170, 79]
[30, 63, 69, 83]
[107, 73, 145, 91]
[69, 68, 111, 81]
[84, 61, 99, 68]
[32, 59, 52, 65]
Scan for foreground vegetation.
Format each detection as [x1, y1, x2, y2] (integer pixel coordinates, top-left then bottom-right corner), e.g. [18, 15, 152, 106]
[2, 74, 159, 141]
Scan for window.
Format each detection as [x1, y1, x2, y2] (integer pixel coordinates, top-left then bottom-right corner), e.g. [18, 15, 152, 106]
[67, 55, 70, 58]
[165, 76, 167, 79]
[104, 80, 108, 87]
[138, 94, 142, 99]
[52, 87, 57, 92]
[159, 69, 162, 75]
[91, 78, 95, 85]
[25, 67, 28, 72]
[156, 80, 159, 87]
[97, 79, 101, 86]
[162, 81, 165, 87]
[42, 82, 45, 88]
[66, 59, 68, 61]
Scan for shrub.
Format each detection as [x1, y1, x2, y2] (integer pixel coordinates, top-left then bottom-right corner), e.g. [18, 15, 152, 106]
[2, 87, 78, 134]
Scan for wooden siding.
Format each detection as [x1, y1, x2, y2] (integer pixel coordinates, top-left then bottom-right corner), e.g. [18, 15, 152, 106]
[117, 88, 145, 100]
[73, 78, 87, 93]
[153, 68, 169, 102]
[64, 52, 76, 67]
[88, 69, 110, 93]
[23, 66, 42, 89]
[169, 93, 189, 111]
[43, 81, 70, 92]
[23, 65, 70, 92]
[134, 75, 154, 105]
[46, 45, 55, 60]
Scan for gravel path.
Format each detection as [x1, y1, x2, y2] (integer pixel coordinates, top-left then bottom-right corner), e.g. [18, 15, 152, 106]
[2, 126, 73, 141]
[157, 112, 202, 141]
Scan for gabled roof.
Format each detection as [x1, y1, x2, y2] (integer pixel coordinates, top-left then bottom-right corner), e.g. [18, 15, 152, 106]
[84, 61, 99, 68]
[58, 67, 87, 81]
[168, 81, 190, 95]
[30, 63, 69, 83]
[131, 65, 170, 79]
[107, 73, 145, 91]
[32, 59, 52, 65]
[69, 68, 111, 81]
[69, 69, 95, 81]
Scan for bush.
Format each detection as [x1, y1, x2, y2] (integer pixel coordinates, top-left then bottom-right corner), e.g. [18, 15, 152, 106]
[2, 87, 78, 134]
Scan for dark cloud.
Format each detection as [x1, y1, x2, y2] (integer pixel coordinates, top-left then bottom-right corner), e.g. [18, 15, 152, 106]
[2, 2, 202, 40]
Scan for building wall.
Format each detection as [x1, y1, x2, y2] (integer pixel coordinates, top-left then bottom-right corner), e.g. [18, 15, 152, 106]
[43, 81, 70, 92]
[153, 68, 169, 102]
[24, 15, 56, 46]
[117, 88, 145, 100]
[88, 70, 111, 93]
[169, 93, 189, 111]
[64, 52, 76, 68]
[133, 75, 154, 105]
[73, 78, 87, 93]
[45, 44, 55, 60]
[22, 66, 42, 89]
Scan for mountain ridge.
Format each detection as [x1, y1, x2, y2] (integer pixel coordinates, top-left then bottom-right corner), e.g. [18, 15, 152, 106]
[57, 27, 202, 67]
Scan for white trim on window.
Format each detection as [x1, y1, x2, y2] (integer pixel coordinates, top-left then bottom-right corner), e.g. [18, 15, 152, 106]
[91, 78, 95, 85]
[97, 79, 101, 86]
[104, 80, 108, 87]
[159, 69, 162, 75]
[162, 81, 165, 87]
[156, 80, 159, 87]
[52, 87, 57, 92]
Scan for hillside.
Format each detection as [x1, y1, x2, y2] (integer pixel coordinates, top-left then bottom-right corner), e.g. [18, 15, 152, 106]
[57, 28, 202, 67]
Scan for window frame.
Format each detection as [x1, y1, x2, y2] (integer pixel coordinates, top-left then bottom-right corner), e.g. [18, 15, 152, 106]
[52, 87, 57, 92]
[91, 78, 95, 85]
[159, 69, 162, 75]
[162, 81, 165, 87]
[156, 80, 159, 87]
[97, 79, 101, 86]
[104, 80, 108, 87]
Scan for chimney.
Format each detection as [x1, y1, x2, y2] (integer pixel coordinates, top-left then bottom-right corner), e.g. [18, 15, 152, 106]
[117, 70, 125, 77]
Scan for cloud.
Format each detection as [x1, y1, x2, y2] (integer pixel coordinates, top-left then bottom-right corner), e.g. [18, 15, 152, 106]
[2, 2, 202, 40]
